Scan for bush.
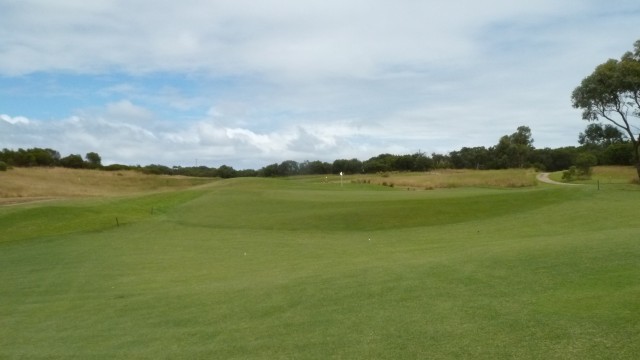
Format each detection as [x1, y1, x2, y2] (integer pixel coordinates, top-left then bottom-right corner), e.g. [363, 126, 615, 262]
[0, 161, 7, 171]
[575, 153, 598, 175]
[562, 166, 577, 181]
[563, 153, 598, 182]
[562, 165, 593, 182]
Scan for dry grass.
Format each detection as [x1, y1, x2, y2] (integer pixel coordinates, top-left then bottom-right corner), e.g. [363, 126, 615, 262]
[590, 166, 639, 183]
[353, 168, 539, 189]
[0, 167, 214, 204]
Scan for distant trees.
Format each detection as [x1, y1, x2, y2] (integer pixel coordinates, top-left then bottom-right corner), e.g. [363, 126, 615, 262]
[0, 148, 60, 167]
[575, 123, 632, 166]
[332, 158, 363, 175]
[299, 160, 332, 175]
[361, 152, 432, 173]
[572, 39, 640, 181]
[59, 154, 85, 168]
[139, 164, 172, 175]
[412, 151, 433, 172]
[3, 121, 639, 180]
[277, 160, 300, 177]
[362, 154, 396, 173]
[135, 164, 246, 178]
[0, 148, 104, 169]
[85, 152, 102, 169]
[450, 147, 491, 169]
[531, 146, 579, 172]
[493, 126, 534, 168]
[216, 165, 238, 179]
[256, 152, 434, 177]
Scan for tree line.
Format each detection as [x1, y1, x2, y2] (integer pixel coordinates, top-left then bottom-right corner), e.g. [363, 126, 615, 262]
[257, 124, 632, 176]
[0, 149, 102, 170]
[0, 123, 633, 177]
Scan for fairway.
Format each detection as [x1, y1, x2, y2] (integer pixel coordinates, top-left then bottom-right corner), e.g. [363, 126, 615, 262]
[1, 173, 639, 359]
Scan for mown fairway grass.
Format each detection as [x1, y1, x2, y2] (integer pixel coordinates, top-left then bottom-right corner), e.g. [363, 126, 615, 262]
[1, 170, 639, 359]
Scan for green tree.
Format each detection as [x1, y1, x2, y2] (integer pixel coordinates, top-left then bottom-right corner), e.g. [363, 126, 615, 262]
[299, 160, 332, 175]
[85, 152, 102, 169]
[259, 163, 279, 177]
[531, 147, 580, 172]
[572, 39, 640, 180]
[363, 154, 396, 173]
[332, 158, 362, 175]
[603, 142, 634, 165]
[578, 123, 626, 147]
[493, 126, 534, 168]
[277, 160, 300, 176]
[430, 153, 451, 169]
[575, 152, 598, 176]
[60, 154, 85, 169]
[450, 147, 491, 169]
[142, 164, 172, 175]
[216, 165, 237, 178]
[412, 151, 433, 172]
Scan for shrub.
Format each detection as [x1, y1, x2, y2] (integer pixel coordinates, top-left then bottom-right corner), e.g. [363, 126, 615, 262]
[0, 161, 7, 171]
[562, 166, 578, 181]
[562, 165, 593, 182]
[575, 153, 598, 176]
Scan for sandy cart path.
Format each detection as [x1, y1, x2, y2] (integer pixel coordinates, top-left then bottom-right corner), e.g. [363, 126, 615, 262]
[536, 172, 580, 186]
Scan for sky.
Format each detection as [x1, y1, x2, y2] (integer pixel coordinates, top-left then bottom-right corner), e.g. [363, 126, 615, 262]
[1, 0, 639, 169]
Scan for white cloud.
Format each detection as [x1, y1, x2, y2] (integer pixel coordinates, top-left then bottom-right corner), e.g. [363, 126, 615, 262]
[1, 114, 30, 125]
[105, 100, 153, 122]
[1, 1, 639, 168]
[0, 0, 600, 78]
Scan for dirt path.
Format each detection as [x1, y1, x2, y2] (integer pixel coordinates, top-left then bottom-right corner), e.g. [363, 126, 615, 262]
[536, 172, 580, 186]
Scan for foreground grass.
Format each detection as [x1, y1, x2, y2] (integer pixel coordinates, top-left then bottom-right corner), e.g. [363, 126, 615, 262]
[1, 175, 639, 359]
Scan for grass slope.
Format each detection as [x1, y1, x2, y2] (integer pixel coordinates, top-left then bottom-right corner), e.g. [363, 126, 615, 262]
[0, 167, 214, 203]
[1, 173, 639, 359]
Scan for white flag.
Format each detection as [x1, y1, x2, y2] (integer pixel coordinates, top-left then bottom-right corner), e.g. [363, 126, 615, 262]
[340, 172, 343, 176]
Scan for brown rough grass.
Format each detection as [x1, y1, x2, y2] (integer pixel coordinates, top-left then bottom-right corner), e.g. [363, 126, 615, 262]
[0, 167, 214, 205]
[353, 168, 539, 189]
[590, 166, 639, 183]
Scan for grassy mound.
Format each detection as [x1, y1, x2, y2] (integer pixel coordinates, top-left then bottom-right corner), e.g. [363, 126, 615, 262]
[0, 167, 214, 204]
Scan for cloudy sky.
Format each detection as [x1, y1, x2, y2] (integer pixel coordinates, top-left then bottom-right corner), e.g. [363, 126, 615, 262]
[1, 1, 639, 169]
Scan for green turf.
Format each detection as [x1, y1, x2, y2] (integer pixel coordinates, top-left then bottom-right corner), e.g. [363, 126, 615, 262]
[1, 177, 639, 359]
